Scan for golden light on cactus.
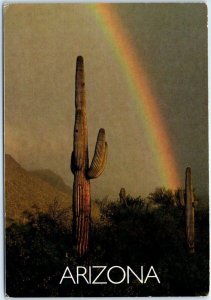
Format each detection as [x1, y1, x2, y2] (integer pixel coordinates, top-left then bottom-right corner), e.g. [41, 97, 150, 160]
[185, 167, 195, 254]
[71, 56, 108, 257]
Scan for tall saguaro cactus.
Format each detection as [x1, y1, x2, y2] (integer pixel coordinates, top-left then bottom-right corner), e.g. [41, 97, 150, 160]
[71, 56, 108, 257]
[185, 167, 195, 254]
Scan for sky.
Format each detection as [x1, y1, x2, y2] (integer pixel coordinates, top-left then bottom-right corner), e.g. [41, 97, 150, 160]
[4, 3, 208, 202]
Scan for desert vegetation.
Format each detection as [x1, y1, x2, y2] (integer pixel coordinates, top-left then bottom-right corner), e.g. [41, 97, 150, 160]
[71, 56, 107, 257]
[5, 57, 208, 297]
[6, 186, 209, 297]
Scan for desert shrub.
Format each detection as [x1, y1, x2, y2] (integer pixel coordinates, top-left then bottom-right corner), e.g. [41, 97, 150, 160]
[148, 187, 175, 206]
[6, 194, 209, 296]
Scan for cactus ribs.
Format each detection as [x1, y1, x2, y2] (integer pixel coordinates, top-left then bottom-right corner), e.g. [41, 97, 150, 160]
[71, 56, 108, 257]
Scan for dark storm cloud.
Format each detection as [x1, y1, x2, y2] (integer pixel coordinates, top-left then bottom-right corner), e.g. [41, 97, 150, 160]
[4, 4, 208, 202]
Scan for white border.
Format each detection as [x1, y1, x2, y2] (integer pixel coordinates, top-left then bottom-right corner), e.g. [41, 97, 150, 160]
[1, 1, 210, 299]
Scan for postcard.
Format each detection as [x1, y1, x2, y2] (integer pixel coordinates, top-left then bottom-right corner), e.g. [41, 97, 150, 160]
[4, 3, 209, 296]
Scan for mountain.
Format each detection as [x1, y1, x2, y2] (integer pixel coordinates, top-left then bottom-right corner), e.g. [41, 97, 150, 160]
[5, 154, 100, 226]
[5, 154, 71, 226]
[29, 169, 71, 194]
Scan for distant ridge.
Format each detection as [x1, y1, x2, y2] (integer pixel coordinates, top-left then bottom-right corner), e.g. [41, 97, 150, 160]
[29, 169, 71, 195]
[5, 154, 71, 226]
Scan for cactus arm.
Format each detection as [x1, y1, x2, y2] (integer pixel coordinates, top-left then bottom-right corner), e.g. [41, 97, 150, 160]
[87, 128, 107, 179]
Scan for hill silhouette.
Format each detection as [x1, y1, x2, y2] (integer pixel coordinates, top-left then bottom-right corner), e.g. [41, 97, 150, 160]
[5, 154, 100, 225]
[29, 169, 71, 194]
[5, 154, 71, 226]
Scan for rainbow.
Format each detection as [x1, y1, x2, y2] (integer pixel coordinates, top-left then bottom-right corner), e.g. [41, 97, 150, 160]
[90, 3, 181, 189]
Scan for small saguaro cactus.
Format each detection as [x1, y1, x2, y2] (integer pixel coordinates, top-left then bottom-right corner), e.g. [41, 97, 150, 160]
[175, 188, 185, 207]
[71, 56, 108, 257]
[185, 167, 195, 254]
[119, 188, 126, 204]
[178, 188, 185, 207]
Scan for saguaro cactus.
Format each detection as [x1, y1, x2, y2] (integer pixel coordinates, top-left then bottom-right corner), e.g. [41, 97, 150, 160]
[175, 188, 185, 207]
[71, 56, 108, 256]
[178, 188, 185, 207]
[185, 167, 195, 254]
[119, 188, 126, 204]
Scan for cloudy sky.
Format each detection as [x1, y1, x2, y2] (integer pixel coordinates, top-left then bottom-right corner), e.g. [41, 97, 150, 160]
[4, 3, 208, 202]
